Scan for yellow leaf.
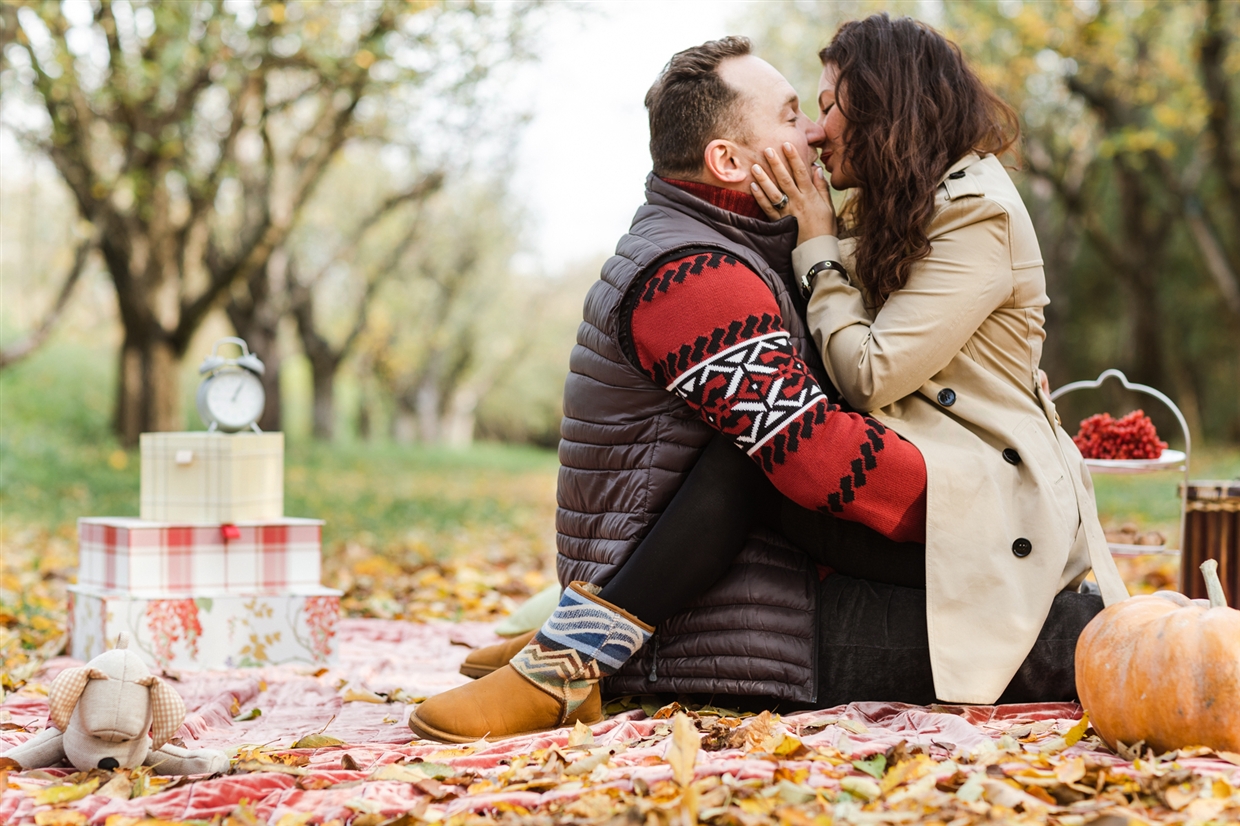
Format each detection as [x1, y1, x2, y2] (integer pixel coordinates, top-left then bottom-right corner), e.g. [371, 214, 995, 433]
[840, 775, 880, 801]
[370, 763, 429, 782]
[275, 814, 313, 826]
[1055, 756, 1086, 784]
[34, 812, 87, 826]
[1063, 712, 1089, 748]
[665, 712, 699, 788]
[33, 776, 100, 805]
[773, 734, 807, 757]
[567, 719, 594, 748]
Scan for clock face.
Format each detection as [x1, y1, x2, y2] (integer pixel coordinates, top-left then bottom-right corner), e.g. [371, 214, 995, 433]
[202, 369, 265, 431]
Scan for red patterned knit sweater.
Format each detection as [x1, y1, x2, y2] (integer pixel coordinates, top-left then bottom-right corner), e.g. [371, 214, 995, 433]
[625, 179, 927, 544]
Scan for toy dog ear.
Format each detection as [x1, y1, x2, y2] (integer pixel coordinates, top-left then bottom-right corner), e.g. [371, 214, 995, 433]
[137, 676, 186, 750]
[47, 667, 106, 732]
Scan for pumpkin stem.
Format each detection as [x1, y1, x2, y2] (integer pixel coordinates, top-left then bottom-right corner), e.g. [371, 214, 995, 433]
[1200, 559, 1228, 609]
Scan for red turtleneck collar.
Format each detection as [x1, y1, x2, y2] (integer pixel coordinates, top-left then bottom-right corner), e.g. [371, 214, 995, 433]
[661, 178, 768, 221]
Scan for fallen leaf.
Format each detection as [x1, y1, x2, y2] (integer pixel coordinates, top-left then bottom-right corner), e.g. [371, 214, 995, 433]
[372, 763, 429, 783]
[275, 814, 314, 826]
[1062, 713, 1089, 748]
[33, 776, 100, 805]
[33, 812, 87, 826]
[853, 754, 887, 779]
[1056, 756, 1087, 784]
[841, 775, 880, 801]
[233, 759, 307, 776]
[341, 753, 359, 771]
[342, 687, 387, 703]
[96, 772, 133, 800]
[567, 719, 594, 748]
[666, 712, 699, 788]
[0, 757, 20, 770]
[291, 733, 346, 749]
[233, 707, 262, 722]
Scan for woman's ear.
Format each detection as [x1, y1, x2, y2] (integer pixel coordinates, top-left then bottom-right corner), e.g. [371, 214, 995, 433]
[47, 667, 103, 732]
[138, 676, 186, 750]
[703, 139, 749, 185]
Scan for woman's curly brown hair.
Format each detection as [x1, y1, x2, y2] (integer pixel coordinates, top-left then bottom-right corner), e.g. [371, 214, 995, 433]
[820, 14, 1020, 304]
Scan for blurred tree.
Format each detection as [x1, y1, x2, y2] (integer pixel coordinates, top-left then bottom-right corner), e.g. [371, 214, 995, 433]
[0, 0, 538, 444]
[0, 225, 96, 369]
[361, 181, 545, 447]
[742, 0, 1240, 441]
[288, 170, 442, 439]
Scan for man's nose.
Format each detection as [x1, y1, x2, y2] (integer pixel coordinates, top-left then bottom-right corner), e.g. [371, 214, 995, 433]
[805, 117, 827, 148]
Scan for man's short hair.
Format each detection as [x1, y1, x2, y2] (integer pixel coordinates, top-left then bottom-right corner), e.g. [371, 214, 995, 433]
[644, 36, 752, 178]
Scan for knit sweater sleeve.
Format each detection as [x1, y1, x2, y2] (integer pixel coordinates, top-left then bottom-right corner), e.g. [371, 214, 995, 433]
[625, 251, 927, 544]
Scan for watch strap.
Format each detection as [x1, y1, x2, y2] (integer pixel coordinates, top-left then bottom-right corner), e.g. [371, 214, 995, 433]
[799, 259, 848, 299]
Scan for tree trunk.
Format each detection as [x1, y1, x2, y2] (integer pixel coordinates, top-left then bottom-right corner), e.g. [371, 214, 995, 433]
[391, 398, 417, 444]
[225, 266, 284, 433]
[310, 355, 337, 440]
[114, 331, 182, 446]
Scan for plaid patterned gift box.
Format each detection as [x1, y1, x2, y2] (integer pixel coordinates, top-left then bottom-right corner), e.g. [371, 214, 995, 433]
[140, 432, 284, 523]
[77, 517, 323, 595]
[68, 584, 341, 670]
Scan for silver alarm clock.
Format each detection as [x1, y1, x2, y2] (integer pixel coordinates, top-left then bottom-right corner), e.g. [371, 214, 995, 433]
[196, 337, 266, 432]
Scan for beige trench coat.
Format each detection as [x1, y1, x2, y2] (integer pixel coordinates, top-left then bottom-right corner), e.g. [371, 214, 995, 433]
[796, 152, 1129, 704]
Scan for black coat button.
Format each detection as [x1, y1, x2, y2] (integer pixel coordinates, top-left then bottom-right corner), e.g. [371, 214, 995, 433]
[948, 170, 966, 179]
[1012, 538, 1032, 557]
[937, 388, 956, 407]
[1002, 448, 1021, 465]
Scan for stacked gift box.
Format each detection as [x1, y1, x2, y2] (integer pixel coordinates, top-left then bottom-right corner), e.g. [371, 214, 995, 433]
[69, 432, 341, 671]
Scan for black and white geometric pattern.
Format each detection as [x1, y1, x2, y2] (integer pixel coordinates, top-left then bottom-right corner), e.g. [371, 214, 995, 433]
[668, 328, 827, 455]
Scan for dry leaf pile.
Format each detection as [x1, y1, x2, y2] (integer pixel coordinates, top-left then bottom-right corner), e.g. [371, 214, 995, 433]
[5, 705, 1239, 826]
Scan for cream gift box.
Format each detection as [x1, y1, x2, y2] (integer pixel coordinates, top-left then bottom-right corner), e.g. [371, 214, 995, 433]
[140, 432, 284, 522]
[67, 584, 341, 670]
[77, 517, 323, 595]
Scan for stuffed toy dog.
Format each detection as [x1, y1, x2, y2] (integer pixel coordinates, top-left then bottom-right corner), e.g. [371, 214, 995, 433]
[2, 635, 228, 775]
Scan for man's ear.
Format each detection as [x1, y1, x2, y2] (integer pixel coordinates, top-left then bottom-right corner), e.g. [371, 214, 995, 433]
[702, 139, 749, 186]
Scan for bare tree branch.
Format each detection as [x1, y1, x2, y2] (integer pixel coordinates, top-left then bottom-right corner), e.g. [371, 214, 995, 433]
[0, 229, 98, 370]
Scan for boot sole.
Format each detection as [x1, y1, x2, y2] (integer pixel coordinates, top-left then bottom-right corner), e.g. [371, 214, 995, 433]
[407, 707, 604, 744]
[457, 662, 498, 679]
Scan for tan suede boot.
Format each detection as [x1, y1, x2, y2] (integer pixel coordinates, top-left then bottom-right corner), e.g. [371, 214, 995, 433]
[410, 582, 653, 743]
[458, 630, 536, 679]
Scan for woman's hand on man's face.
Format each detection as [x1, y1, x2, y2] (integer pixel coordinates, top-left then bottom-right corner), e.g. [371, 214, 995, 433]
[751, 142, 837, 244]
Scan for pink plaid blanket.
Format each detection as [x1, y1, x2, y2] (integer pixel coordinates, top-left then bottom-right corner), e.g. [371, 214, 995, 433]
[3, 619, 1237, 824]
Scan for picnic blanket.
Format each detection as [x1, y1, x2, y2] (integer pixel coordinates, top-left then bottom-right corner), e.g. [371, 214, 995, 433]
[3, 618, 1238, 825]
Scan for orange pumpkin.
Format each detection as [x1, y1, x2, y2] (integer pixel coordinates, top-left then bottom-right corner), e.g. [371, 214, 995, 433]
[1076, 560, 1240, 754]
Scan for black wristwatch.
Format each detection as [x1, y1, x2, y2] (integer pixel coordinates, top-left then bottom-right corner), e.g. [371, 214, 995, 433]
[799, 259, 848, 299]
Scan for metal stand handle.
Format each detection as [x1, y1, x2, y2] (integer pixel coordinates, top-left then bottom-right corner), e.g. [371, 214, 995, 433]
[1051, 368, 1191, 557]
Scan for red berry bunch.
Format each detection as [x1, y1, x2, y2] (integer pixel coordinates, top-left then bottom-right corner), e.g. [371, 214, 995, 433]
[1073, 410, 1168, 460]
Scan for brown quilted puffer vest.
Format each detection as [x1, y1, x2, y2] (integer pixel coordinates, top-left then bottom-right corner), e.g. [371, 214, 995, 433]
[557, 174, 833, 702]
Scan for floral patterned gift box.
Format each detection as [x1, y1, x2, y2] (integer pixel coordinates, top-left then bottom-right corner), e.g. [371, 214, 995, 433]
[67, 584, 341, 670]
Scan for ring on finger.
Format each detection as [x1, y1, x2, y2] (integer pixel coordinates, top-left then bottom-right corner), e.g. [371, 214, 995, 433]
[773, 194, 789, 211]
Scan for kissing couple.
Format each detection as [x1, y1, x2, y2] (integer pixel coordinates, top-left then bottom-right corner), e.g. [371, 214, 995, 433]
[410, 13, 1129, 743]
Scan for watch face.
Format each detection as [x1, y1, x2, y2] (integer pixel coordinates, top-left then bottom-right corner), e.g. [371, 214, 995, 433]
[204, 370, 265, 431]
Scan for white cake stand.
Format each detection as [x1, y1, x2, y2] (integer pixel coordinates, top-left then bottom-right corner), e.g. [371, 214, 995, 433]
[1051, 368, 1191, 558]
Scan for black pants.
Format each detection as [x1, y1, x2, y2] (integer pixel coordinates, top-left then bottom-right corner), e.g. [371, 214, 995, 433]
[597, 433, 1102, 704]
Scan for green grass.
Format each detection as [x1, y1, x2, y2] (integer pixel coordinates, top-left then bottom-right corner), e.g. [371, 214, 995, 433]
[1091, 448, 1240, 544]
[0, 342, 559, 554]
[2, 341, 1237, 554]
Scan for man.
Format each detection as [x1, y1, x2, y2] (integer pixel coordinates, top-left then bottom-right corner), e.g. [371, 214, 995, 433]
[409, 37, 1099, 744]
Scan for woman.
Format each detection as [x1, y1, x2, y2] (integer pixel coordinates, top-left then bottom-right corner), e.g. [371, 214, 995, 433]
[749, 13, 1127, 703]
